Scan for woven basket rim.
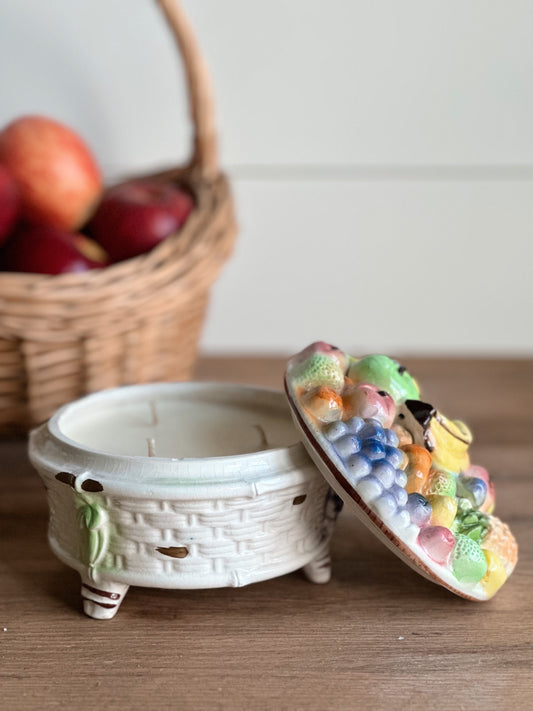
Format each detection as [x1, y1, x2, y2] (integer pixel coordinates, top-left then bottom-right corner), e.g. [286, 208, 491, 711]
[0, 171, 229, 294]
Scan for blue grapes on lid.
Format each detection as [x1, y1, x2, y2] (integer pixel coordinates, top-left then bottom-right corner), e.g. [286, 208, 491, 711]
[324, 420, 350, 442]
[372, 460, 396, 488]
[390, 483, 408, 507]
[384, 445, 404, 468]
[361, 440, 386, 461]
[345, 453, 372, 481]
[334, 434, 361, 460]
[359, 420, 386, 443]
[345, 416, 364, 434]
[358, 475, 383, 502]
[395, 469, 408, 488]
[375, 492, 398, 519]
[324, 417, 411, 528]
[385, 429, 399, 447]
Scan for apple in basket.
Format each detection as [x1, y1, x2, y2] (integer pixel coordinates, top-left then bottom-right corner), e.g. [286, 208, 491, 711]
[87, 179, 194, 262]
[0, 115, 102, 231]
[0, 164, 20, 245]
[0, 223, 107, 275]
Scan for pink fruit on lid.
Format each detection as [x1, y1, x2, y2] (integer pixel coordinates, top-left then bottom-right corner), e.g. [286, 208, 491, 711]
[342, 382, 396, 428]
[418, 526, 456, 564]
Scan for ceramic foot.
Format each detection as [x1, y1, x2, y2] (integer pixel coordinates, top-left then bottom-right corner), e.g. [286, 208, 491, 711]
[80, 577, 129, 619]
[303, 547, 332, 584]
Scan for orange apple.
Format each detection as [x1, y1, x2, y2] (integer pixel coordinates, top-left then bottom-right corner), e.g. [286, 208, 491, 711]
[0, 115, 102, 231]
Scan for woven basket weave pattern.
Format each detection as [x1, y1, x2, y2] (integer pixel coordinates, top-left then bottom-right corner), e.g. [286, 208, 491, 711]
[47, 473, 331, 587]
[0, 0, 236, 432]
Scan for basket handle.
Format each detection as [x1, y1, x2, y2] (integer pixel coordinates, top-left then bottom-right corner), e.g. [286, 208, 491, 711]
[157, 0, 218, 179]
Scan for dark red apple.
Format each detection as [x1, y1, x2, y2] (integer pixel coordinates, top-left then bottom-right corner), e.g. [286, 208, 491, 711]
[0, 164, 20, 244]
[0, 115, 102, 231]
[87, 179, 194, 262]
[0, 224, 104, 275]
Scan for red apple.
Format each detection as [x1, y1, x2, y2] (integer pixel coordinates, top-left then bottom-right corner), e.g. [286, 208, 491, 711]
[87, 179, 194, 262]
[0, 115, 102, 231]
[0, 165, 20, 244]
[0, 224, 104, 275]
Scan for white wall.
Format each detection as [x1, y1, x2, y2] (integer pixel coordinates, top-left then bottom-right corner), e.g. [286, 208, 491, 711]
[1, 0, 532, 354]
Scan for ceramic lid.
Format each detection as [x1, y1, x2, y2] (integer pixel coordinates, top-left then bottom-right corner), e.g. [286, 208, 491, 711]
[284, 342, 518, 601]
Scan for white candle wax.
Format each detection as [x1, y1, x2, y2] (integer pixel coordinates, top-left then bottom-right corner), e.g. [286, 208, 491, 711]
[58, 382, 298, 459]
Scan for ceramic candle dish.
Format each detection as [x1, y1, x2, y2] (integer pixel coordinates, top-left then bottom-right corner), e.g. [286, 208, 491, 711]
[29, 383, 339, 619]
[285, 342, 518, 601]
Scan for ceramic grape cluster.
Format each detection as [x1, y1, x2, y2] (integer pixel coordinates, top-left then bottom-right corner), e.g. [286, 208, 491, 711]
[286, 342, 518, 600]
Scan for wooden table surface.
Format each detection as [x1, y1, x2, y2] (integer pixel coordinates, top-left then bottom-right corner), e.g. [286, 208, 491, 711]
[1, 356, 532, 711]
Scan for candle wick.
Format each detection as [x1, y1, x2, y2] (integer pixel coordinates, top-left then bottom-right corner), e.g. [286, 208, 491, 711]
[147, 437, 156, 457]
[149, 401, 158, 426]
[253, 424, 269, 450]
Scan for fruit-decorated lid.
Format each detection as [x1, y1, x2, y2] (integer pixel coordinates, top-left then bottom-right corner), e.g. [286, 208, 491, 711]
[284, 342, 518, 600]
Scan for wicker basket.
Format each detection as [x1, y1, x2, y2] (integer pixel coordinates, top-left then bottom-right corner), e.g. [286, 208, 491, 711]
[0, 0, 236, 434]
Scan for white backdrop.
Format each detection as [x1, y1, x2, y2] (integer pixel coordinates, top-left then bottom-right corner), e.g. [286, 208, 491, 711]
[1, 0, 532, 355]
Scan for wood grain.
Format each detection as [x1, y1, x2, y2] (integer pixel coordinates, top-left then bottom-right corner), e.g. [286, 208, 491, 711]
[1, 356, 532, 711]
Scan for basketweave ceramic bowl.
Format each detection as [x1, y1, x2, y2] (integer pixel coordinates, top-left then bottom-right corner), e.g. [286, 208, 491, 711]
[29, 383, 340, 619]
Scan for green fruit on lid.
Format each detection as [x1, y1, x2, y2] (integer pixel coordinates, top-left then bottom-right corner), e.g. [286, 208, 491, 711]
[291, 353, 344, 393]
[451, 534, 488, 583]
[426, 470, 457, 498]
[347, 355, 420, 404]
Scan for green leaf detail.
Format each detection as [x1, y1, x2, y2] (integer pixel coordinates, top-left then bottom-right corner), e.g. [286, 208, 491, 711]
[79, 503, 104, 530]
[452, 508, 489, 542]
[78, 502, 107, 567]
[87, 530, 100, 565]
